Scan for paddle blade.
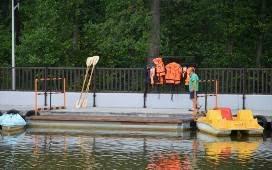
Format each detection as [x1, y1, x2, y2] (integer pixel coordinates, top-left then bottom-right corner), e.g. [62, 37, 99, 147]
[92, 56, 100, 65]
[86, 57, 94, 67]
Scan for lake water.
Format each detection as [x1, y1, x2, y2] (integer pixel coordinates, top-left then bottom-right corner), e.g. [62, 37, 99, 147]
[0, 129, 271, 170]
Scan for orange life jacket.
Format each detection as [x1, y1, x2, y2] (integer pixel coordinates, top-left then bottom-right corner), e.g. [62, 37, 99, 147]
[182, 67, 187, 83]
[185, 67, 193, 85]
[165, 62, 182, 84]
[152, 57, 165, 84]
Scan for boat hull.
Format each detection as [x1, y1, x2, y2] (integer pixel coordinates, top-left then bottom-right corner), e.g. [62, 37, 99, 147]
[240, 129, 263, 136]
[1, 125, 25, 132]
[197, 122, 263, 136]
[197, 122, 231, 136]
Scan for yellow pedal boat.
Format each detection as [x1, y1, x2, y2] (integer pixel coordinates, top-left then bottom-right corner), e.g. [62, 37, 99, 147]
[197, 109, 264, 136]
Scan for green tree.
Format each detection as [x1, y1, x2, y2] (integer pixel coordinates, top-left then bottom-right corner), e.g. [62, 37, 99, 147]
[0, 1, 11, 66]
[83, 0, 150, 67]
[0, 0, 271, 68]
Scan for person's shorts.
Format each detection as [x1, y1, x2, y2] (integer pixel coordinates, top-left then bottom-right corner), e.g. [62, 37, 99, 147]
[190, 91, 198, 99]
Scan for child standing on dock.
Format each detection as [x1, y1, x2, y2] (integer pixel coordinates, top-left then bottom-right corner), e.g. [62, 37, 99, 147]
[189, 67, 199, 113]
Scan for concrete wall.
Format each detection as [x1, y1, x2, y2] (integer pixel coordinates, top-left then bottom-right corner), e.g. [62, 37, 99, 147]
[0, 91, 271, 111]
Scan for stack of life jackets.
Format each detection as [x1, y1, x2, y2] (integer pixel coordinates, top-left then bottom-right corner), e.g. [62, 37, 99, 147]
[151, 58, 166, 85]
[150, 57, 190, 86]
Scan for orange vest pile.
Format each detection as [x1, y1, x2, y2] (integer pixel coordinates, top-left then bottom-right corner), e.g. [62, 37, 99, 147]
[150, 57, 193, 86]
[152, 58, 165, 84]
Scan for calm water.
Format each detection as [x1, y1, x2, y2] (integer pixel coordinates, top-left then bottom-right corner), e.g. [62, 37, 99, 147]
[0, 128, 272, 170]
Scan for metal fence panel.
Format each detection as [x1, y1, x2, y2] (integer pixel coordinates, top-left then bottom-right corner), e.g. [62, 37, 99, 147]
[0, 67, 271, 94]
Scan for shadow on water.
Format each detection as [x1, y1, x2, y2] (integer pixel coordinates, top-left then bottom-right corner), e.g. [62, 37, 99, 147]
[229, 129, 272, 141]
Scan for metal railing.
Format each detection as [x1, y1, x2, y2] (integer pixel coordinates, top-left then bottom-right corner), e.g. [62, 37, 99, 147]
[0, 67, 271, 94]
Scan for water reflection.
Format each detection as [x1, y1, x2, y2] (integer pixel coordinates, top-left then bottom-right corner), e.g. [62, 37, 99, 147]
[146, 151, 191, 170]
[199, 133, 261, 159]
[0, 129, 271, 169]
[197, 132, 265, 168]
[0, 130, 25, 147]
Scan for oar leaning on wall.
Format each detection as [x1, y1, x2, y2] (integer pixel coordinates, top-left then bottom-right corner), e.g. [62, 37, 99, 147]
[76, 56, 100, 108]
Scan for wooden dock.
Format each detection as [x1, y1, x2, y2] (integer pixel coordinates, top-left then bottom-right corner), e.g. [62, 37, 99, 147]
[26, 108, 195, 132]
[27, 114, 192, 124]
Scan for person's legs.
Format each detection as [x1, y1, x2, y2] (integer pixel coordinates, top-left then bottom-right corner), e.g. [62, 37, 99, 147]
[193, 97, 197, 113]
[189, 91, 196, 112]
[192, 91, 198, 113]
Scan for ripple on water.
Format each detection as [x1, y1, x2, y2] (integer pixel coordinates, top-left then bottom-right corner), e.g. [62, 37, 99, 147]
[0, 131, 272, 169]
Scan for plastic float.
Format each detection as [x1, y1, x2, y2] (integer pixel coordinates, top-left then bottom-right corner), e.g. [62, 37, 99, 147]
[0, 110, 26, 132]
[197, 108, 263, 136]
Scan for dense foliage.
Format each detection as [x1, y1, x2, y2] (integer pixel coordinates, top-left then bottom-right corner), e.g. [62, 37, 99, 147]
[0, 0, 271, 67]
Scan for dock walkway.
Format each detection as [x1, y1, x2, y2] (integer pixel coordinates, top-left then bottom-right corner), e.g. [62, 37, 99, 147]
[0, 105, 195, 131]
[0, 105, 271, 130]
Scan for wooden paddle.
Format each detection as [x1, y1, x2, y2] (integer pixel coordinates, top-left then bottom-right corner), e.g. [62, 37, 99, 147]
[81, 56, 99, 108]
[76, 56, 99, 108]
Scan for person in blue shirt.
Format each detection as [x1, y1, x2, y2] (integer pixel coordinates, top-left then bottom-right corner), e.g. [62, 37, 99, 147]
[189, 67, 199, 113]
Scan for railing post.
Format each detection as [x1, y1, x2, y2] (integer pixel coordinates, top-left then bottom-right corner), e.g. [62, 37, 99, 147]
[63, 78, 66, 109]
[215, 80, 219, 108]
[205, 80, 208, 112]
[143, 88, 147, 108]
[93, 67, 97, 107]
[12, 67, 16, 90]
[143, 67, 148, 108]
[49, 77, 52, 110]
[242, 68, 246, 109]
[34, 78, 38, 115]
[44, 67, 48, 107]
